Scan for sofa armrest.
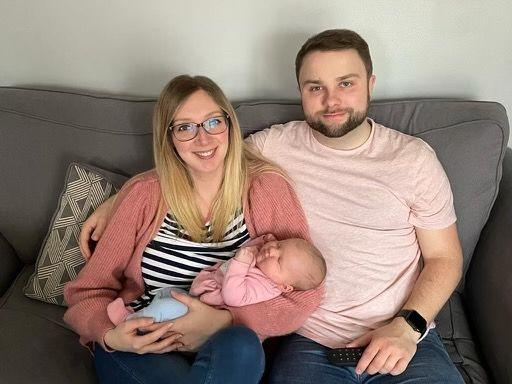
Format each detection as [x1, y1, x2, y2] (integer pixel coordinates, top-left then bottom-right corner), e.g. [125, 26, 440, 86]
[0, 231, 23, 296]
[465, 148, 512, 384]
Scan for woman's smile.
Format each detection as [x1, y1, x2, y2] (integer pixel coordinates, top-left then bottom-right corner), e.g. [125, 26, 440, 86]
[193, 147, 217, 159]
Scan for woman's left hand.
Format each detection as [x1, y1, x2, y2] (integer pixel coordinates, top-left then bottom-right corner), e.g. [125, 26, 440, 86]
[165, 291, 233, 351]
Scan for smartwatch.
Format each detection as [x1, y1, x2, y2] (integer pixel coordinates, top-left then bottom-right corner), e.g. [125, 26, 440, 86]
[397, 309, 427, 336]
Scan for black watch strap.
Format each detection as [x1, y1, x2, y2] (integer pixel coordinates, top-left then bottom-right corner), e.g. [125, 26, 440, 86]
[397, 309, 427, 336]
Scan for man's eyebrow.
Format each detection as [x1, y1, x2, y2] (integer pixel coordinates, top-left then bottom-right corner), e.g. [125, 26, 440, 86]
[301, 73, 361, 87]
[302, 79, 323, 86]
[336, 73, 360, 81]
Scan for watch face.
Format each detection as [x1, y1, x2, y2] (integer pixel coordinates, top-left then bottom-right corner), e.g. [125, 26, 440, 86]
[407, 310, 427, 333]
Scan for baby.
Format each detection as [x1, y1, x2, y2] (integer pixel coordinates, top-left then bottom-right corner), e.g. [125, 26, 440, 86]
[107, 234, 326, 324]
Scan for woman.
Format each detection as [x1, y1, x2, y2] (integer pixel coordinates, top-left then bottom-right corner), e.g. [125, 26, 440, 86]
[64, 75, 323, 384]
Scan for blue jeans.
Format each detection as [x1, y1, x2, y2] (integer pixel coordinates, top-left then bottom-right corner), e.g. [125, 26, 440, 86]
[94, 325, 264, 384]
[268, 330, 464, 384]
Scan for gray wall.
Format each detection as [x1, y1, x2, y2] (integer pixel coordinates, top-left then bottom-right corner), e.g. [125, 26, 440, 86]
[1, 0, 511, 144]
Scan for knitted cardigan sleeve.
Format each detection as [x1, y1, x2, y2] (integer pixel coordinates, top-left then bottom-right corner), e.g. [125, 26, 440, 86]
[63, 173, 160, 349]
[228, 172, 324, 339]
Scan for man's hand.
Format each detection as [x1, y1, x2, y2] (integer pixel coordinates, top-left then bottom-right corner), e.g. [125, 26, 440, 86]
[347, 317, 420, 376]
[104, 317, 183, 354]
[166, 291, 232, 351]
[79, 196, 115, 258]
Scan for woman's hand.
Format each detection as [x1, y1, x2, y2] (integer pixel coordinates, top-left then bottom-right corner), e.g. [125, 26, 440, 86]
[103, 317, 183, 354]
[167, 291, 233, 352]
[79, 195, 116, 258]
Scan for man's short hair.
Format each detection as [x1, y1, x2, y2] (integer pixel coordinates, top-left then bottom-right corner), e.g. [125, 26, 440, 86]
[295, 29, 373, 83]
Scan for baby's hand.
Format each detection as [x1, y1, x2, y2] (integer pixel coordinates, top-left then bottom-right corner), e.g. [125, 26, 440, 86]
[234, 246, 258, 264]
[243, 233, 277, 249]
[262, 234, 277, 243]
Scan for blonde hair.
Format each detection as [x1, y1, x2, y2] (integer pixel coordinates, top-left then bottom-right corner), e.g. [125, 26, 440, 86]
[153, 75, 286, 242]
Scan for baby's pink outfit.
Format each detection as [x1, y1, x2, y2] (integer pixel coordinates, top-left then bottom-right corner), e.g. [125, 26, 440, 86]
[190, 255, 282, 307]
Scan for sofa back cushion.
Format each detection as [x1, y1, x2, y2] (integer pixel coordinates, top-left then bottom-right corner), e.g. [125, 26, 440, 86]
[0, 87, 509, 285]
[235, 100, 510, 288]
[0, 88, 155, 263]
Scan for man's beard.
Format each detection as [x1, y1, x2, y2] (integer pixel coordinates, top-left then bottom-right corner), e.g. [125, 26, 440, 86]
[306, 97, 370, 138]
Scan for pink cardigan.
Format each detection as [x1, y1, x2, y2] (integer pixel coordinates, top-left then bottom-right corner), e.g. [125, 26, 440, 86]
[63, 170, 324, 349]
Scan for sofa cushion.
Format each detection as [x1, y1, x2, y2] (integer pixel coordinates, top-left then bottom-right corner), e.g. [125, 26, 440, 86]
[465, 148, 512, 384]
[1, 265, 71, 329]
[3, 267, 489, 384]
[0, 232, 22, 296]
[24, 163, 127, 306]
[0, 87, 155, 264]
[0, 309, 97, 383]
[0, 266, 96, 383]
[436, 293, 490, 383]
[2, 88, 508, 277]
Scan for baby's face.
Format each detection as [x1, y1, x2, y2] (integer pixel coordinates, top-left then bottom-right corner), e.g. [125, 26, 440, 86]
[255, 239, 302, 289]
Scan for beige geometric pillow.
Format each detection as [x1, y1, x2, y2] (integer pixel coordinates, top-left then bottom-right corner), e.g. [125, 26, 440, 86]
[24, 163, 127, 306]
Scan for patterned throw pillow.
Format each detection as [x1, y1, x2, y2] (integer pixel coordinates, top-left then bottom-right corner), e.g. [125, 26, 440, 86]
[24, 163, 128, 306]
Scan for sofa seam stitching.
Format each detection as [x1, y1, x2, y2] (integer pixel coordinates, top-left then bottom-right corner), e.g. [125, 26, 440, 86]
[0, 107, 153, 135]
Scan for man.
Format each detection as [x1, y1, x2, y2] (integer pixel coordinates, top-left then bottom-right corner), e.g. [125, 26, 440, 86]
[81, 30, 463, 383]
[247, 29, 464, 383]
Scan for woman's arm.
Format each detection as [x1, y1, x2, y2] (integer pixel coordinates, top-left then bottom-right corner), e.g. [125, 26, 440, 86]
[229, 286, 324, 338]
[64, 175, 159, 348]
[244, 172, 311, 241]
[228, 172, 323, 338]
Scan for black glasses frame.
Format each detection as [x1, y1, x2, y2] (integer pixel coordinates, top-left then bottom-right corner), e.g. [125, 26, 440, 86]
[169, 114, 230, 142]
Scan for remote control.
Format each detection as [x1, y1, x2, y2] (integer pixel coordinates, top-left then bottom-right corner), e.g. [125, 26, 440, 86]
[326, 347, 365, 366]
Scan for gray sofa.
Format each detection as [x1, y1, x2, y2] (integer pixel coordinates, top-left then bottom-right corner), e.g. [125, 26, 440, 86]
[0, 86, 510, 384]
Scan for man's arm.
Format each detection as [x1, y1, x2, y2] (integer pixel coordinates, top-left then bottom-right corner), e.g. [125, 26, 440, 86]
[400, 223, 462, 324]
[79, 195, 116, 259]
[348, 223, 463, 376]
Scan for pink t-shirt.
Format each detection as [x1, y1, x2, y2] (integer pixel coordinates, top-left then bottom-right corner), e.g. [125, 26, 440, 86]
[248, 119, 456, 348]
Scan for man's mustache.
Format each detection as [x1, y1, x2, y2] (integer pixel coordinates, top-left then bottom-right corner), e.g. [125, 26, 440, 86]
[319, 108, 353, 115]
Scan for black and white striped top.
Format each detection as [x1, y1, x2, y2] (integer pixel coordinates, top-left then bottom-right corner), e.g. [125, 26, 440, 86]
[130, 210, 250, 311]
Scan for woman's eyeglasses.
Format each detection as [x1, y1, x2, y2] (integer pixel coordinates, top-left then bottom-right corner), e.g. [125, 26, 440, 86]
[169, 115, 229, 142]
